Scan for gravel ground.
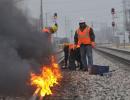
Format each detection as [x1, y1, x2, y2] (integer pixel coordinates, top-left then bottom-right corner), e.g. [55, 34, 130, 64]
[47, 51, 130, 100]
[2, 51, 130, 100]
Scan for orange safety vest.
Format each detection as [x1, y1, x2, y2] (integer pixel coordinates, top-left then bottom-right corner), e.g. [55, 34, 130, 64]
[42, 28, 52, 42]
[77, 27, 91, 45]
[69, 44, 75, 50]
[42, 28, 50, 33]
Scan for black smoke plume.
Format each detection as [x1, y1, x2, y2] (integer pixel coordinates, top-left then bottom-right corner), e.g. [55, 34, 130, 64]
[0, 0, 52, 97]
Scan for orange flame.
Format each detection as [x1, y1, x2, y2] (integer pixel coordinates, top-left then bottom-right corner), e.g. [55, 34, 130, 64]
[30, 56, 62, 98]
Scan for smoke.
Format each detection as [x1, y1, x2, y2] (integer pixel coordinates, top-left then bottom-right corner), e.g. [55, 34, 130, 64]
[0, 0, 52, 97]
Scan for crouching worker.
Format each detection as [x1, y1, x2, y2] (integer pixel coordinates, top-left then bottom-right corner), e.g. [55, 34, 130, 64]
[63, 43, 69, 68]
[68, 44, 76, 70]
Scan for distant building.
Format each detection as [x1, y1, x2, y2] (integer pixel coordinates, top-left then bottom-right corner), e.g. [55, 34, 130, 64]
[124, 0, 130, 31]
[115, 31, 129, 43]
[124, 0, 130, 42]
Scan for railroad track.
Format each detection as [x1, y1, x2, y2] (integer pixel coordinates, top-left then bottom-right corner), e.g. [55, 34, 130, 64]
[94, 47, 130, 65]
[97, 46, 130, 55]
[55, 50, 64, 64]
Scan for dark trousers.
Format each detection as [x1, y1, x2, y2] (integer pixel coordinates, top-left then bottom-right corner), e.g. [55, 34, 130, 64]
[75, 48, 83, 69]
[80, 44, 93, 68]
[64, 54, 68, 66]
[68, 49, 76, 70]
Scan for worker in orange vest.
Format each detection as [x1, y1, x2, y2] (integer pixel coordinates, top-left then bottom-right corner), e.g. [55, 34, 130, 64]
[42, 23, 58, 34]
[74, 18, 95, 73]
[42, 13, 58, 42]
[42, 23, 58, 42]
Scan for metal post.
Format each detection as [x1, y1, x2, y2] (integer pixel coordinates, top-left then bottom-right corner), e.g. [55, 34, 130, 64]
[91, 21, 94, 28]
[40, 0, 43, 30]
[124, 32, 126, 48]
[123, 0, 127, 48]
[111, 8, 117, 47]
[65, 16, 67, 38]
[71, 30, 73, 43]
[112, 16, 115, 36]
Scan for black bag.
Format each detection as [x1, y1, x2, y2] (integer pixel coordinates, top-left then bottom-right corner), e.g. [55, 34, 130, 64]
[91, 65, 109, 76]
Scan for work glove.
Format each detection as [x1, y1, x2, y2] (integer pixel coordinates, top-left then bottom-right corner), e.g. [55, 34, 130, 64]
[92, 42, 96, 48]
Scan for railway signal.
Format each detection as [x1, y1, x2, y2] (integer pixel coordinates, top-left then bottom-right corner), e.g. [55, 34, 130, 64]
[112, 21, 115, 27]
[111, 8, 115, 15]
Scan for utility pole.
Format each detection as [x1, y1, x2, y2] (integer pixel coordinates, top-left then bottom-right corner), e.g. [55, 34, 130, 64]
[70, 29, 73, 43]
[65, 16, 67, 38]
[40, 0, 43, 30]
[123, 0, 127, 48]
[123, 0, 128, 30]
[91, 21, 94, 28]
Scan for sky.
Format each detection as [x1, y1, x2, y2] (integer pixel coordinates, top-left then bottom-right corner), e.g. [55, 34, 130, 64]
[23, 0, 123, 37]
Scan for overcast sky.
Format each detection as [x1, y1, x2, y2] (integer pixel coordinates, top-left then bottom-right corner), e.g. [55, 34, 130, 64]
[24, 0, 123, 37]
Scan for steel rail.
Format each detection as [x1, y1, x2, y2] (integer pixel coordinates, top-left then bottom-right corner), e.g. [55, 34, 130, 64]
[97, 46, 130, 55]
[94, 48, 130, 65]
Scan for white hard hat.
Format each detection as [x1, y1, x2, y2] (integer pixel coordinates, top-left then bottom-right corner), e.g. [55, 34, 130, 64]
[79, 17, 85, 23]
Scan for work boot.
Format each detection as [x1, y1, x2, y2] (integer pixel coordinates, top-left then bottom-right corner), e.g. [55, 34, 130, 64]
[88, 65, 93, 75]
[88, 66, 97, 75]
[82, 67, 88, 71]
[62, 66, 66, 69]
[88, 67, 92, 75]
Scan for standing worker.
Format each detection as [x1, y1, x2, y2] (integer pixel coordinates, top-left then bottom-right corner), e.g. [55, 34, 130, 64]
[42, 13, 58, 42]
[42, 23, 58, 41]
[75, 44, 83, 70]
[41, 13, 58, 62]
[74, 18, 95, 74]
